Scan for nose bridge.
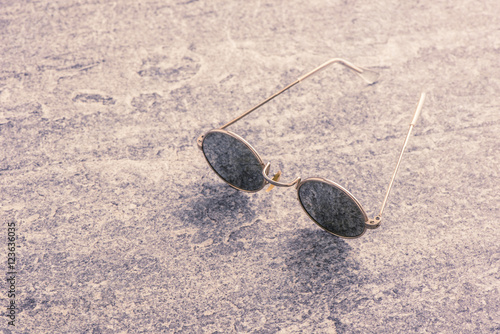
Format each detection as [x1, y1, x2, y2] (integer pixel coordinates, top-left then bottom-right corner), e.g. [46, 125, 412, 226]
[263, 162, 301, 189]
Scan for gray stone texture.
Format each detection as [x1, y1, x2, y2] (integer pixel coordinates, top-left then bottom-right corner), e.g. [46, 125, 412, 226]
[0, 0, 499, 333]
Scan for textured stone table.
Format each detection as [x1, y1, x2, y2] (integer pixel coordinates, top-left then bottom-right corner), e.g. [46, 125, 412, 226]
[1, 0, 499, 333]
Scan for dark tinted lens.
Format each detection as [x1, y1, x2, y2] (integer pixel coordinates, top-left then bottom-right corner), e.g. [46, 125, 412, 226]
[202, 131, 265, 191]
[298, 180, 366, 237]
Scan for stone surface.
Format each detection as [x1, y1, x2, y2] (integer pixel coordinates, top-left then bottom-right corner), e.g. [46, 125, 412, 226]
[0, 0, 499, 333]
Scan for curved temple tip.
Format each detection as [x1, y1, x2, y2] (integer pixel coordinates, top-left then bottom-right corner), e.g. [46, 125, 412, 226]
[411, 92, 426, 125]
[356, 67, 380, 84]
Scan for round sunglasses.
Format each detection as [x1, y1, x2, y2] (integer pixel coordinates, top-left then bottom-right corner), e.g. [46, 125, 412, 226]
[197, 58, 426, 239]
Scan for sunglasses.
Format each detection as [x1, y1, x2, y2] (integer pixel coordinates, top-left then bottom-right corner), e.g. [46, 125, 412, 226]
[197, 58, 426, 238]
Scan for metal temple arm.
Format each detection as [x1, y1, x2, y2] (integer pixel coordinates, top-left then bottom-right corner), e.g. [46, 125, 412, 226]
[219, 58, 379, 130]
[368, 92, 426, 227]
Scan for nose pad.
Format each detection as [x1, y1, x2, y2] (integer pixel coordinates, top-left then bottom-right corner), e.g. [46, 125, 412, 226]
[265, 171, 282, 192]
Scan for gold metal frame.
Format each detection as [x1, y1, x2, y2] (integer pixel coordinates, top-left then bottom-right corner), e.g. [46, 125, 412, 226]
[197, 57, 426, 239]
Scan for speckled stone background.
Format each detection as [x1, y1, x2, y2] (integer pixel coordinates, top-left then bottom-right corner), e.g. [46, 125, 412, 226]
[1, 0, 499, 333]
